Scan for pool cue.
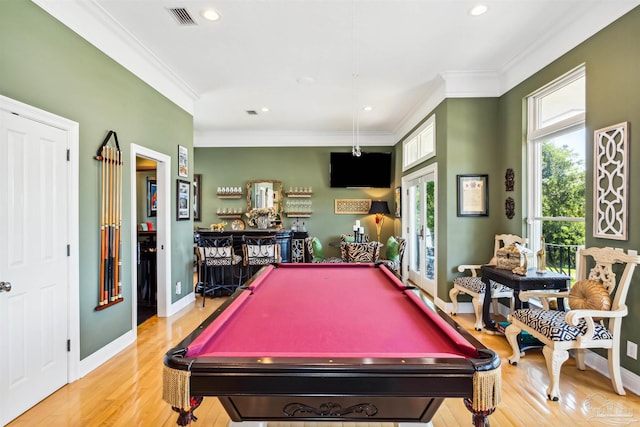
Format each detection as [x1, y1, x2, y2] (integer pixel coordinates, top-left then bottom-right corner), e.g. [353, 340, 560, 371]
[106, 146, 114, 302]
[113, 148, 122, 300]
[99, 146, 107, 305]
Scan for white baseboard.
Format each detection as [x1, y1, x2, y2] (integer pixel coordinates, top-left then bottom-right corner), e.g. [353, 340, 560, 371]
[78, 329, 135, 378]
[164, 292, 196, 317]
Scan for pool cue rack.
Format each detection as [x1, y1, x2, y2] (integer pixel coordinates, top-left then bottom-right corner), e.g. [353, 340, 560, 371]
[95, 130, 124, 310]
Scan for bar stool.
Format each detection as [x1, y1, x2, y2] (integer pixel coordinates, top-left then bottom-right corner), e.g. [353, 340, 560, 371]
[198, 236, 243, 306]
[242, 235, 280, 279]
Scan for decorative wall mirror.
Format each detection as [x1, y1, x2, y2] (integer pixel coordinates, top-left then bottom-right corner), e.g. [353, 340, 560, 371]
[246, 180, 283, 229]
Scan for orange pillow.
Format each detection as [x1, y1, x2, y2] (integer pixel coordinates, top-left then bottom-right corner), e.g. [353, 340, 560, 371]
[569, 279, 612, 312]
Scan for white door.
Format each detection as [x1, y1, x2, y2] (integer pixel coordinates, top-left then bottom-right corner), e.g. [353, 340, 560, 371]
[404, 165, 437, 297]
[0, 111, 69, 424]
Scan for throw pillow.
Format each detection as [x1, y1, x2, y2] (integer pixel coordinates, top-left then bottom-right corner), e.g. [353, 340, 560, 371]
[569, 279, 612, 313]
[386, 236, 399, 261]
[311, 237, 325, 262]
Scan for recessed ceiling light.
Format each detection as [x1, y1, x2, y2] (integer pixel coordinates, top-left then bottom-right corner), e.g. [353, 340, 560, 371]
[363, 106, 373, 112]
[261, 107, 270, 112]
[469, 4, 488, 16]
[201, 8, 220, 21]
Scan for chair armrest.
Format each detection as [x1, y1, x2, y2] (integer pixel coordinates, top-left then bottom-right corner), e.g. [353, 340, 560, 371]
[566, 306, 628, 344]
[457, 264, 482, 277]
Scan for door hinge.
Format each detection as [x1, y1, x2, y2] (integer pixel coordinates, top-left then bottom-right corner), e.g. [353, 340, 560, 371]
[67, 149, 70, 161]
[67, 339, 71, 352]
[67, 244, 71, 256]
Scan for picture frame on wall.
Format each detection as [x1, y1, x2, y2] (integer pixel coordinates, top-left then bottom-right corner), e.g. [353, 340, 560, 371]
[147, 178, 157, 217]
[178, 145, 188, 177]
[177, 179, 190, 221]
[394, 186, 401, 218]
[193, 174, 202, 221]
[457, 174, 488, 217]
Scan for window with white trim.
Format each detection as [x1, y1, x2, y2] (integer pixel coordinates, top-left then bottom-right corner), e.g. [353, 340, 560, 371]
[527, 66, 585, 277]
[403, 115, 435, 170]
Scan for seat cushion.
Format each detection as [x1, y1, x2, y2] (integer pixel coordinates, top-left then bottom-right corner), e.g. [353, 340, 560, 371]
[511, 308, 613, 342]
[453, 276, 511, 295]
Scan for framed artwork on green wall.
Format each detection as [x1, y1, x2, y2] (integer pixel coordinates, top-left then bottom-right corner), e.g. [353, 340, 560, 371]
[457, 174, 488, 217]
[147, 178, 157, 217]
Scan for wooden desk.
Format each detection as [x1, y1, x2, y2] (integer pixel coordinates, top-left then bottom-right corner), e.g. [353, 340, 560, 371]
[481, 265, 570, 333]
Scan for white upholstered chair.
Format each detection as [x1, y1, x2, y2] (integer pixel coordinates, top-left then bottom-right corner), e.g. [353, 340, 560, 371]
[506, 247, 640, 401]
[449, 234, 527, 331]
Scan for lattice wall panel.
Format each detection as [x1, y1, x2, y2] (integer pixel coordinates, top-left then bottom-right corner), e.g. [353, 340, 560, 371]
[593, 122, 628, 240]
[334, 199, 371, 214]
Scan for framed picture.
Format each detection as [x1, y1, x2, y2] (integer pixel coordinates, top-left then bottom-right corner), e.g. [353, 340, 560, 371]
[457, 174, 488, 217]
[178, 145, 188, 177]
[146, 178, 157, 217]
[193, 174, 202, 221]
[394, 186, 401, 218]
[177, 179, 190, 221]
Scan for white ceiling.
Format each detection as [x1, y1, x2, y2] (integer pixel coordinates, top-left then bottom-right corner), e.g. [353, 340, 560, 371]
[34, 0, 640, 147]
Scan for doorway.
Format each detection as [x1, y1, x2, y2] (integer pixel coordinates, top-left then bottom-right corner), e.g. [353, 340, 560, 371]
[135, 157, 158, 325]
[403, 164, 437, 297]
[129, 145, 171, 329]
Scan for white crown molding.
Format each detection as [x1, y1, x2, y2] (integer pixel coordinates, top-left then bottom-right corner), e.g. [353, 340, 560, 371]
[395, 1, 640, 145]
[31, 0, 198, 115]
[498, 1, 640, 94]
[194, 130, 396, 148]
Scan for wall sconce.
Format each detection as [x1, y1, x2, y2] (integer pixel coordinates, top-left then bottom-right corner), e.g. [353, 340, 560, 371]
[368, 200, 390, 243]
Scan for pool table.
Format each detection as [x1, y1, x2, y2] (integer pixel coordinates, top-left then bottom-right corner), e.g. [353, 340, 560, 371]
[164, 263, 501, 427]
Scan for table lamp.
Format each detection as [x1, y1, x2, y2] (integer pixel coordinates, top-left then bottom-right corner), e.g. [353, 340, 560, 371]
[368, 200, 390, 243]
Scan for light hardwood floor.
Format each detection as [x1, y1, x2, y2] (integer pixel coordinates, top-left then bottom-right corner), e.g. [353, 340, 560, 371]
[8, 292, 640, 427]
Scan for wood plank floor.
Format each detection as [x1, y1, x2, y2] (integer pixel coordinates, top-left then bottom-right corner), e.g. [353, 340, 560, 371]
[8, 291, 640, 427]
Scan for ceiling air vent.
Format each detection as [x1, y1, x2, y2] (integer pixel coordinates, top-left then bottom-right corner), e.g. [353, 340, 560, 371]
[167, 7, 197, 26]
[246, 110, 258, 115]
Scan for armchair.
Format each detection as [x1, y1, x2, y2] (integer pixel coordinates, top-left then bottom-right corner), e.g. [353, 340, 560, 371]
[450, 234, 527, 331]
[505, 247, 640, 401]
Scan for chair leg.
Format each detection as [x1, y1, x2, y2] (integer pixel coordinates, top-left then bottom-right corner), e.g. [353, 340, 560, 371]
[608, 347, 626, 395]
[505, 324, 522, 365]
[542, 345, 569, 401]
[449, 287, 460, 315]
[471, 294, 483, 331]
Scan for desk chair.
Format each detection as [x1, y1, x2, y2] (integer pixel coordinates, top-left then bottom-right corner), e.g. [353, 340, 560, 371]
[242, 235, 281, 278]
[450, 234, 527, 330]
[197, 236, 243, 306]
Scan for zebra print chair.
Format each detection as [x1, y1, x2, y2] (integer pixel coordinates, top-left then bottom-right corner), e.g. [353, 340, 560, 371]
[506, 247, 640, 401]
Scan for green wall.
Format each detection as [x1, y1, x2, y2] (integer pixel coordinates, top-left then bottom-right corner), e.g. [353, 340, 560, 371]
[496, 6, 640, 370]
[1, 0, 194, 359]
[193, 146, 397, 257]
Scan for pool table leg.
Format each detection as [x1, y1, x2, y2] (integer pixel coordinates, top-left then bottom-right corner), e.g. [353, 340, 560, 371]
[463, 398, 494, 427]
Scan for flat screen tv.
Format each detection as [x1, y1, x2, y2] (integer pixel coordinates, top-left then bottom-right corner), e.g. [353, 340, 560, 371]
[330, 151, 392, 188]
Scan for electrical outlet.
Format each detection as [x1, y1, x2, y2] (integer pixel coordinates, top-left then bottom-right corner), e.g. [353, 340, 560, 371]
[627, 341, 637, 360]
[176, 281, 182, 295]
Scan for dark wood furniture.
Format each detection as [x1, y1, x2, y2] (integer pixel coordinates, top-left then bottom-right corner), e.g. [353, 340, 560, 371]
[481, 265, 570, 333]
[164, 263, 501, 427]
[195, 230, 308, 264]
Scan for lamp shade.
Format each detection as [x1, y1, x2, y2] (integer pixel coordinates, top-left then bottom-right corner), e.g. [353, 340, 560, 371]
[368, 200, 390, 215]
